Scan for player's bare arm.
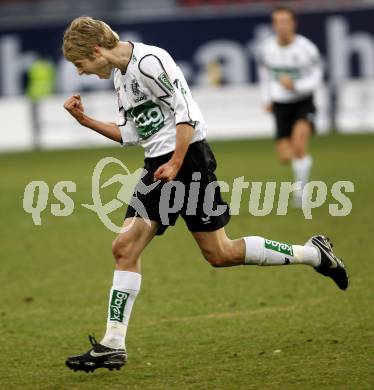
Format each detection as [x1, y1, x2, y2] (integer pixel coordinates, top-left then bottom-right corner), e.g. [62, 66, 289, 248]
[63, 94, 122, 142]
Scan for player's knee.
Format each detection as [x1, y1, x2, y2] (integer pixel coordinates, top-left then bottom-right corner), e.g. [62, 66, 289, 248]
[112, 235, 134, 262]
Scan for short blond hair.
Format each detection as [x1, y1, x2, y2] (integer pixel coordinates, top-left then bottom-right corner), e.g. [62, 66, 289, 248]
[63, 16, 119, 62]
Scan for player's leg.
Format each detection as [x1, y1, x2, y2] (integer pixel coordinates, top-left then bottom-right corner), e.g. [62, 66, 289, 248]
[289, 96, 316, 206]
[100, 217, 159, 349]
[193, 227, 319, 268]
[289, 119, 313, 205]
[192, 229, 348, 290]
[185, 140, 320, 269]
[291, 118, 312, 159]
[273, 101, 294, 164]
[275, 137, 294, 164]
[192, 227, 244, 267]
[66, 217, 158, 372]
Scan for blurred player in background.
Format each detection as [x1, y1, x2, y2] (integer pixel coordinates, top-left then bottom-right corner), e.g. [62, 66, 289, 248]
[257, 6, 323, 207]
[62, 17, 347, 374]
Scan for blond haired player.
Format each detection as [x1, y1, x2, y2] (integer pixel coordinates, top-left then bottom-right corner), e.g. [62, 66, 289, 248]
[62, 17, 348, 373]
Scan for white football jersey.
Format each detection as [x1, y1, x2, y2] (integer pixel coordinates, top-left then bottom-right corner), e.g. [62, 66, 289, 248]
[257, 34, 323, 104]
[114, 42, 206, 158]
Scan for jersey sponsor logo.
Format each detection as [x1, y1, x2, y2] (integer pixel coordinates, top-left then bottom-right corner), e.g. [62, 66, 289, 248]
[271, 67, 301, 80]
[128, 101, 165, 140]
[265, 239, 294, 257]
[110, 290, 130, 322]
[131, 79, 147, 103]
[157, 71, 174, 93]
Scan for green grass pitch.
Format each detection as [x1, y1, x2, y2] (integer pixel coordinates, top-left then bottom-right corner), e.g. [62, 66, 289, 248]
[0, 134, 373, 389]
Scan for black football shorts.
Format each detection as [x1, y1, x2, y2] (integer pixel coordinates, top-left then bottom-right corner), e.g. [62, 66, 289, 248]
[125, 139, 230, 235]
[272, 95, 316, 140]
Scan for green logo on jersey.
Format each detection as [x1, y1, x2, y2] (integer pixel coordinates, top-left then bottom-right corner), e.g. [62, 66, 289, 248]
[109, 290, 129, 322]
[271, 67, 301, 80]
[128, 101, 165, 140]
[157, 71, 174, 93]
[265, 239, 294, 256]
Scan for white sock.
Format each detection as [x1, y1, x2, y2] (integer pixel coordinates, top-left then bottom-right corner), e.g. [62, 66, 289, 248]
[244, 236, 320, 267]
[292, 155, 313, 197]
[100, 271, 141, 349]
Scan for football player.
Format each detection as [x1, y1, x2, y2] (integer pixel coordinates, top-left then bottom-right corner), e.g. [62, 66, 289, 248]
[257, 6, 323, 207]
[62, 17, 347, 373]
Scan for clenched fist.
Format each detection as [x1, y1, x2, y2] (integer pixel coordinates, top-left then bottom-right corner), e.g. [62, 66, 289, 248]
[63, 94, 85, 124]
[279, 75, 295, 91]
